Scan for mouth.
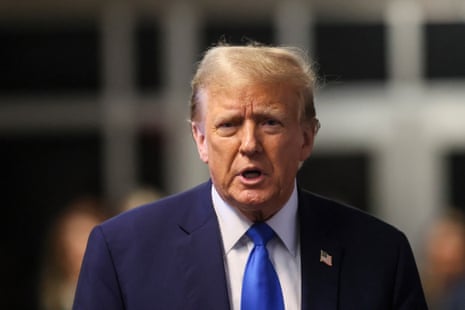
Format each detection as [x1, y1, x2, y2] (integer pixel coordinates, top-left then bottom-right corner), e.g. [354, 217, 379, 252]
[241, 169, 263, 179]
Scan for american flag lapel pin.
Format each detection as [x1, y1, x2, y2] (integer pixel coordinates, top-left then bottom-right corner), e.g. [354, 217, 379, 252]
[320, 249, 333, 267]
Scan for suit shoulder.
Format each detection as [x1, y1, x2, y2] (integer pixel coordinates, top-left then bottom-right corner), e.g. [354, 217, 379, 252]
[299, 189, 404, 239]
[98, 182, 212, 238]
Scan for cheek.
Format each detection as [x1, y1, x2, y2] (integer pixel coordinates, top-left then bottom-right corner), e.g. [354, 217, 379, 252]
[277, 130, 314, 163]
[271, 138, 304, 170]
[276, 135, 302, 157]
[207, 139, 236, 168]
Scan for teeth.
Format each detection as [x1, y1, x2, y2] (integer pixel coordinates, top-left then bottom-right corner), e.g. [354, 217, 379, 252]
[243, 171, 261, 178]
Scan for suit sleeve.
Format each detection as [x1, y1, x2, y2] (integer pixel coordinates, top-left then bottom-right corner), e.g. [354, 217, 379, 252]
[393, 232, 428, 310]
[73, 226, 125, 310]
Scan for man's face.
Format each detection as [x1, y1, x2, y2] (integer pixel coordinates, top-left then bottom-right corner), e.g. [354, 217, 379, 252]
[192, 83, 315, 221]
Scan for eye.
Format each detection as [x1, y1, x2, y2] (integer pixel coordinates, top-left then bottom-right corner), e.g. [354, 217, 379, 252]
[216, 121, 239, 136]
[263, 119, 280, 126]
[219, 122, 235, 128]
[260, 117, 283, 134]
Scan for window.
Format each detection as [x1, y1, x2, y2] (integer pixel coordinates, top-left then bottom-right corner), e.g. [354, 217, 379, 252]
[314, 22, 386, 83]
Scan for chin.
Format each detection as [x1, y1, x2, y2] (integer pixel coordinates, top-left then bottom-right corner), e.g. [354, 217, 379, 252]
[237, 190, 269, 204]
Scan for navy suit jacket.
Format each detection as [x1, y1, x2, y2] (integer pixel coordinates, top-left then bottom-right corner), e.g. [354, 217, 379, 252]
[73, 181, 427, 309]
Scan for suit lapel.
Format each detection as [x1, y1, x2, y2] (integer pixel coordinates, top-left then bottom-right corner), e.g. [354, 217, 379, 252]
[299, 190, 342, 310]
[175, 182, 231, 310]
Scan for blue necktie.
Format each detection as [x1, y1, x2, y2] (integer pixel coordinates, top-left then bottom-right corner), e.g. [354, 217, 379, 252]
[241, 222, 285, 310]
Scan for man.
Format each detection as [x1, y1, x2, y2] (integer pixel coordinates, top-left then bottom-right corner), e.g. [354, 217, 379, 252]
[73, 44, 427, 309]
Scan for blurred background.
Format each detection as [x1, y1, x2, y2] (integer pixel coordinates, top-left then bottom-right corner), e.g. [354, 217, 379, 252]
[1, 0, 465, 309]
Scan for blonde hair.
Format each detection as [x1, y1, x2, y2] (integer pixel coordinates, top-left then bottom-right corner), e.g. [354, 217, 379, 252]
[190, 43, 317, 125]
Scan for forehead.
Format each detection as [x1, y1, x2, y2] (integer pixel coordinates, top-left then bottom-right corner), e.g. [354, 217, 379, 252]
[205, 83, 299, 113]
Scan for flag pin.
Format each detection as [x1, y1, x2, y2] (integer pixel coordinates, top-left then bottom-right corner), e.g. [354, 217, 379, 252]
[320, 249, 333, 267]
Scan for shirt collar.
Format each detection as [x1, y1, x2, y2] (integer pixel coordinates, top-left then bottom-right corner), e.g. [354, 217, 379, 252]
[211, 181, 299, 257]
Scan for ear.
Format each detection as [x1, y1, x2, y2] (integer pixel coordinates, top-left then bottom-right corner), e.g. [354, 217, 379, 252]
[191, 122, 209, 163]
[299, 120, 317, 162]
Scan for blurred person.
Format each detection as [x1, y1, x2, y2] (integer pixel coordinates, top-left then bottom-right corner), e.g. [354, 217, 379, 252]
[40, 197, 105, 310]
[73, 43, 427, 309]
[421, 209, 465, 309]
[117, 186, 164, 214]
[442, 279, 465, 310]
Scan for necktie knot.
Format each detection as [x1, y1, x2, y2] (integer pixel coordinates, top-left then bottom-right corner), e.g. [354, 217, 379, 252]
[247, 222, 275, 247]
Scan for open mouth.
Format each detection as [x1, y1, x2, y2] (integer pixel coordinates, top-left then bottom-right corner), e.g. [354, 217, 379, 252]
[242, 170, 262, 179]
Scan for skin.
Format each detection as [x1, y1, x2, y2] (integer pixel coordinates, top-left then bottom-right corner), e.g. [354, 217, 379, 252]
[192, 83, 316, 222]
[59, 211, 101, 282]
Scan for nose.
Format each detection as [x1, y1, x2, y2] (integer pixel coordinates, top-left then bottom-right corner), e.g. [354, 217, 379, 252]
[239, 122, 262, 156]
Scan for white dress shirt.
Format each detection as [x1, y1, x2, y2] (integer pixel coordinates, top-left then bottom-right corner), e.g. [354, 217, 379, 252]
[212, 183, 301, 310]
